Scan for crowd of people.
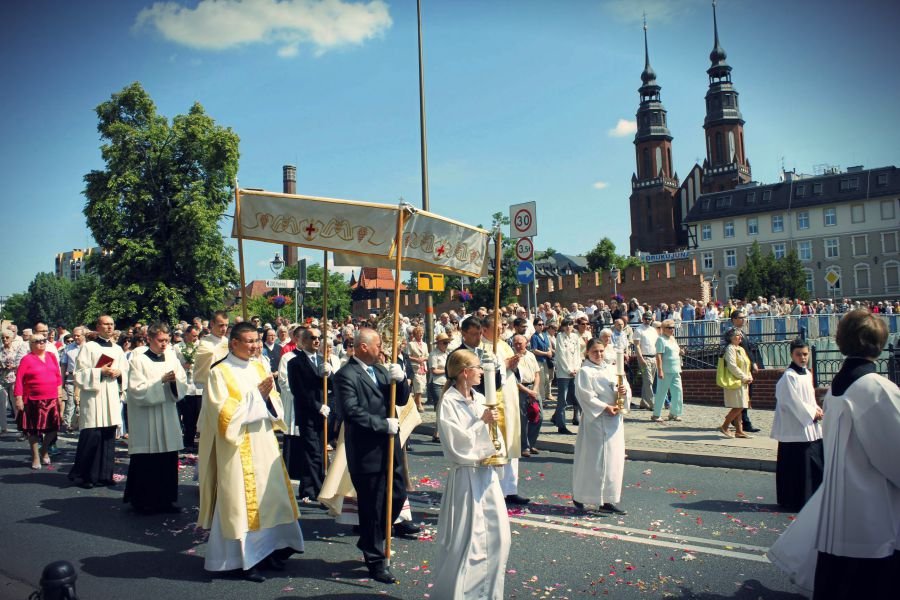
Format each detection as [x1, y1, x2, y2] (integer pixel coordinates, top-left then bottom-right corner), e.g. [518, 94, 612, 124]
[1, 294, 898, 598]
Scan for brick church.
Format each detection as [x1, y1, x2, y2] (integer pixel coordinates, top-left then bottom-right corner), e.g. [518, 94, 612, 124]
[629, 1, 752, 256]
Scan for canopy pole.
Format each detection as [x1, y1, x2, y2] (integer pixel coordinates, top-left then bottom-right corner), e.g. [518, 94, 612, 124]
[235, 183, 248, 321]
[384, 205, 407, 568]
[492, 229, 502, 355]
[322, 250, 330, 472]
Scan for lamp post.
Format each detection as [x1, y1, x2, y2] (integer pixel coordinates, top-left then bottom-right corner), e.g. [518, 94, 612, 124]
[270, 252, 285, 317]
[610, 264, 620, 297]
[710, 274, 719, 303]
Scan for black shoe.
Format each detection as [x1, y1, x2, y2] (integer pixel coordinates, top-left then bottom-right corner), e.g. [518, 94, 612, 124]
[272, 547, 297, 561]
[557, 427, 575, 435]
[744, 426, 761, 433]
[369, 567, 397, 584]
[393, 521, 422, 537]
[573, 500, 586, 513]
[598, 503, 627, 515]
[79, 482, 94, 489]
[572, 417, 580, 426]
[351, 525, 361, 534]
[240, 567, 266, 583]
[505, 494, 530, 505]
[264, 555, 286, 571]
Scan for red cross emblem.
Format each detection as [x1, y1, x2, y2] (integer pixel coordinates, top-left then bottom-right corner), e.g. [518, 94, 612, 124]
[436, 244, 446, 257]
[305, 223, 317, 237]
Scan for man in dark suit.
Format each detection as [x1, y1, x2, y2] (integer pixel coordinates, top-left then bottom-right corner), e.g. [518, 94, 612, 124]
[333, 328, 418, 584]
[286, 326, 331, 503]
[723, 309, 764, 432]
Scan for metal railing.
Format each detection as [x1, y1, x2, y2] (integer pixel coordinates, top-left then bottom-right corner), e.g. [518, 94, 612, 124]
[811, 343, 899, 387]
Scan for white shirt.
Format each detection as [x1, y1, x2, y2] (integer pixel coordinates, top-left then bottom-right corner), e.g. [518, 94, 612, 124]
[632, 324, 659, 356]
[771, 366, 822, 443]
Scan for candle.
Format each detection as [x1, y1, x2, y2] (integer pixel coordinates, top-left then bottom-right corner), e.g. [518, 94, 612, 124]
[483, 356, 497, 407]
[616, 349, 625, 376]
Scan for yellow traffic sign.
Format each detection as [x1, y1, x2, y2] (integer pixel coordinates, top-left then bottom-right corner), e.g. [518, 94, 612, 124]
[824, 270, 840, 286]
[418, 272, 445, 292]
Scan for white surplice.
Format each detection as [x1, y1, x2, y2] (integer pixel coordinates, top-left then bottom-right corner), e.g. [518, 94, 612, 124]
[771, 368, 822, 443]
[433, 385, 510, 600]
[126, 349, 187, 454]
[74, 340, 126, 429]
[572, 359, 631, 505]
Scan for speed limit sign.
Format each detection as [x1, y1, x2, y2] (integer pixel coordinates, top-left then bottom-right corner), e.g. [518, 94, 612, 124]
[515, 237, 534, 261]
[509, 201, 537, 238]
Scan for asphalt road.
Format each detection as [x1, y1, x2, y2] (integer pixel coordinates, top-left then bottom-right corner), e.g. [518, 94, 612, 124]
[0, 430, 807, 599]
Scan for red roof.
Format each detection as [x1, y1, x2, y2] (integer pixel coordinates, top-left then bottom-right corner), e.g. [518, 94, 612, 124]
[243, 280, 272, 298]
[351, 267, 407, 291]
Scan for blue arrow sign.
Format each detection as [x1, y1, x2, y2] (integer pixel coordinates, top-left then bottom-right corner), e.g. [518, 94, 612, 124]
[516, 261, 535, 284]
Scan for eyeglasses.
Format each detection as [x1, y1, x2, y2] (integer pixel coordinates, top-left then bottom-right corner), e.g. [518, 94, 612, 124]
[32, 338, 47, 343]
[309, 336, 321, 340]
[663, 326, 675, 330]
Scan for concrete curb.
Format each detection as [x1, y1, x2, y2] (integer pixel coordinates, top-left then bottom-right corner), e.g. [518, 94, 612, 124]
[413, 424, 777, 472]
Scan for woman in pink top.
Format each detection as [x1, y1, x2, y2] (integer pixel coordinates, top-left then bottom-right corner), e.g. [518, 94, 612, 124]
[14, 333, 63, 469]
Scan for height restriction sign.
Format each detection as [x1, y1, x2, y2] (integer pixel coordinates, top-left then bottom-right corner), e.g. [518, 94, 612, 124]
[509, 201, 537, 239]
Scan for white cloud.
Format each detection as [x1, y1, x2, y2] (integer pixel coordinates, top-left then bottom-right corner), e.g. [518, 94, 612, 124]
[608, 118, 637, 137]
[593, 181, 609, 190]
[604, 0, 699, 24]
[135, 0, 393, 57]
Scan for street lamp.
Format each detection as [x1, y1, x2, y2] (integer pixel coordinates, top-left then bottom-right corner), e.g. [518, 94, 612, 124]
[609, 264, 620, 296]
[270, 252, 286, 317]
[710, 274, 719, 303]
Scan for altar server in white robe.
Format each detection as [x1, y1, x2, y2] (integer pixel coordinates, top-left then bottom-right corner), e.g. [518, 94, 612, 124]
[124, 322, 187, 514]
[771, 338, 823, 513]
[198, 322, 303, 583]
[433, 349, 510, 600]
[573, 338, 630, 514]
[811, 310, 900, 599]
[69, 315, 127, 489]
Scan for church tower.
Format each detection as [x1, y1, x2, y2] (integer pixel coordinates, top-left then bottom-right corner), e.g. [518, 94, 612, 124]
[701, 0, 751, 193]
[629, 18, 683, 255]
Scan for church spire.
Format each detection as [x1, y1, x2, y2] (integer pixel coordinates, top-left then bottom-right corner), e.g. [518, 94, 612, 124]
[709, 0, 728, 70]
[640, 13, 656, 85]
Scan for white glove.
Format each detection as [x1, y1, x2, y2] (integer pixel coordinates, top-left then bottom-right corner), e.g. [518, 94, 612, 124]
[319, 405, 331, 418]
[388, 363, 406, 382]
[386, 417, 400, 435]
[320, 362, 333, 377]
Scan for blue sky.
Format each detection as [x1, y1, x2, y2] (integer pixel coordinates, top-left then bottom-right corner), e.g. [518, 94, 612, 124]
[2, 0, 899, 298]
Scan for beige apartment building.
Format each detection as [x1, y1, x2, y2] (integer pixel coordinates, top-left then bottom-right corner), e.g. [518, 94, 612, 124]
[684, 165, 900, 300]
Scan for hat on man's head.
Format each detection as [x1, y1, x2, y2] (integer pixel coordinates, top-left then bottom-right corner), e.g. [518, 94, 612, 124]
[642, 312, 653, 321]
[731, 308, 747, 319]
[435, 333, 450, 343]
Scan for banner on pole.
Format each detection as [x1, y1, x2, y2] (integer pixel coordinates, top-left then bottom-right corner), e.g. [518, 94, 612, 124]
[234, 190, 490, 277]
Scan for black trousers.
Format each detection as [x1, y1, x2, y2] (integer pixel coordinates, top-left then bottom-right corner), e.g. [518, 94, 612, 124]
[814, 550, 899, 599]
[348, 452, 408, 569]
[298, 419, 325, 500]
[68, 426, 117, 484]
[177, 395, 201, 447]
[124, 451, 178, 510]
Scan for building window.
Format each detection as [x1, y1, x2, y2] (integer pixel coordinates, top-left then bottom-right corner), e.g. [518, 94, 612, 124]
[747, 217, 758, 235]
[702, 198, 712, 210]
[762, 190, 772, 203]
[852, 234, 869, 257]
[772, 214, 784, 233]
[772, 243, 786, 259]
[716, 132, 724, 163]
[885, 261, 900, 293]
[724, 221, 735, 238]
[840, 177, 860, 191]
[702, 251, 714, 270]
[824, 207, 837, 227]
[851, 203, 865, 223]
[745, 191, 756, 204]
[854, 264, 871, 295]
[813, 182, 823, 195]
[797, 211, 810, 230]
[725, 275, 737, 299]
[725, 249, 737, 268]
[881, 200, 896, 220]
[877, 173, 888, 186]
[825, 238, 840, 259]
[716, 196, 732, 209]
[797, 240, 812, 261]
[804, 269, 815, 294]
[795, 184, 806, 198]
[701, 224, 712, 241]
[883, 231, 899, 254]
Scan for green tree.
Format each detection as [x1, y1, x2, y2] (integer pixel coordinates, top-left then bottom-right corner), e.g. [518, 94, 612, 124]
[26, 273, 74, 327]
[584, 237, 641, 271]
[733, 241, 809, 301]
[1, 292, 30, 325]
[83, 82, 240, 325]
[277, 262, 352, 321]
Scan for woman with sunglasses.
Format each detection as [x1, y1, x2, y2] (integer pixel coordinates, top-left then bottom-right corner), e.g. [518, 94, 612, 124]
[651, 319, 684, 423]
[14, 333, 63, 469]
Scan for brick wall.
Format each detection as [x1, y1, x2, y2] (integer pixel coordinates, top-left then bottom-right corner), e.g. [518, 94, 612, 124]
[680, 368, 783, 410]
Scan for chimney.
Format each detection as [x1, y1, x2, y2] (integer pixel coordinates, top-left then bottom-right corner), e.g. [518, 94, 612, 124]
[282, 165, 297, 266]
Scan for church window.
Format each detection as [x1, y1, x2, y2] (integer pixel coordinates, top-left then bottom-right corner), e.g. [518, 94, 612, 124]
[655, 147, 663, 176]
[728, 131, 736, 162]
[667, 148, 673, 177]
[715, 132, 724, 164]
[642, 148, 651, 179]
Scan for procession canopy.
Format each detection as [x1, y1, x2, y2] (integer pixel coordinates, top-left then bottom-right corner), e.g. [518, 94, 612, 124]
[233, 189, 490, 277]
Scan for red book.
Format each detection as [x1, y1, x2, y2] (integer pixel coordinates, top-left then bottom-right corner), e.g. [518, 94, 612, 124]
[95, 353, 114, 369]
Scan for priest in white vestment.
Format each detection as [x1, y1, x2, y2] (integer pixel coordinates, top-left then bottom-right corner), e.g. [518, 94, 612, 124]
[124, 323, 187, 513]
[573, 338, 630, 514]
[198, 322, 303, 583]
[69, 315, 127, 489]
[433, 349, 510, 600]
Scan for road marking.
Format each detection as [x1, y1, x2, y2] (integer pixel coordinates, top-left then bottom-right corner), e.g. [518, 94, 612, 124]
[408, 496, 769, 563]
[507, 516, 770, 563]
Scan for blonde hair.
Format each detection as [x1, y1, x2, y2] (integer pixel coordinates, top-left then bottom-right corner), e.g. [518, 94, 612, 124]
[443, 349, 479, 394]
